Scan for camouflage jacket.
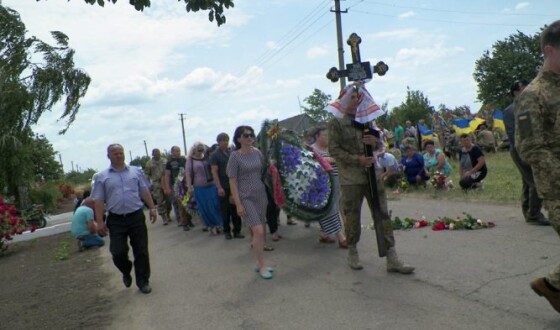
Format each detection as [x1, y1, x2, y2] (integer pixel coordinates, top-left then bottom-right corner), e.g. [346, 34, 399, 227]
[515, 69, 560, 199]
[328, 115, 381, 185]
[144, 157, 167, 186]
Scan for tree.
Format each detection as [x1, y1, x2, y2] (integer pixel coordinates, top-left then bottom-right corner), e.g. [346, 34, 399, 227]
[301, 88, 333, 123]
[54, 0, 234, 26]
[29, 134, 64, 182]
[0, 6, 90, 201]
[130, 155, 150, 169]
[65, 168, 97, 185]
[473, 30, 542, 110]
[388, 87, 435, 126]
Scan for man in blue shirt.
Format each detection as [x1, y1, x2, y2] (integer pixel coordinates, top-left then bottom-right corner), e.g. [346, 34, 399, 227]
[71, 197, 104, 250]
[92, 143, 157, 294]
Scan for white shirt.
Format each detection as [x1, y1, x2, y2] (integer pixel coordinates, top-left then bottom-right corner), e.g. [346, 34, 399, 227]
[378, 153, 399, 173]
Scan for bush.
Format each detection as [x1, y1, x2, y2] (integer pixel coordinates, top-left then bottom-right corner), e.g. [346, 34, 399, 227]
[0, 198, 32, 253]
[30, 182, 62, 212]
[57, 183, 75, 199]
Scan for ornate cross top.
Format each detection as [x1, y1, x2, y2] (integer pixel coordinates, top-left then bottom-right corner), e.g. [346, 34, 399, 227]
[326, 32, 389, 83]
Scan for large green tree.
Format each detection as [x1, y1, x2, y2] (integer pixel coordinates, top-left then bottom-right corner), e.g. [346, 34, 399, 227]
[0, 6, 90, 200]
[56, 0, 234, 26]
[388, 87, 435, 126]
[301, 88, 333, 123]
[473, 30, 542, 110]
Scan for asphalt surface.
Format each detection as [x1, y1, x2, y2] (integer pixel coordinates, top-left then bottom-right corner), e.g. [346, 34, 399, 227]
[19, 196, 560, 329]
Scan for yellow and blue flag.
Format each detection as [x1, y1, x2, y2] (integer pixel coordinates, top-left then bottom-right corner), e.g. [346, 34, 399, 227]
[493, 110, 505, 133]
[451, 117, 486, 135]
[417, 123, 437, 142]
[451, 118, 472, 135]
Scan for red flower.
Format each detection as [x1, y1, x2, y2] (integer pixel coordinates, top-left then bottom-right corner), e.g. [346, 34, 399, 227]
[30, 225, 37, 233]
[417, 220, 429, 227]
[488, 221, 496, 228]
[432, 221, 446, 231]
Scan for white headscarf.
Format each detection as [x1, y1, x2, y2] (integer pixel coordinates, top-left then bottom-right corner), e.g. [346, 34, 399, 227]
[324, 82, 384, 124]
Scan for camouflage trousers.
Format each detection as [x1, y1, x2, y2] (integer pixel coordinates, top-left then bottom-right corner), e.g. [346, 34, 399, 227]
[339, 182, 395, 249]
[544, 200, 560, 288]
[152, 184, 171, 217]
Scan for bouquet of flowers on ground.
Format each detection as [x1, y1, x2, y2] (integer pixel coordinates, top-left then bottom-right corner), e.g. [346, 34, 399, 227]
[431, 212, 495, 230]
[430, 171, 453, 190]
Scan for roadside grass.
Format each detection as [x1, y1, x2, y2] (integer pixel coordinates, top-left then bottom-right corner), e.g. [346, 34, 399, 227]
[53, 234, 72, 261]
[394, 150, 521, 204]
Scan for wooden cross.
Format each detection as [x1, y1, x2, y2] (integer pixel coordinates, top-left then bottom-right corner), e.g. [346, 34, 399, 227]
[326, 32, 389, 83]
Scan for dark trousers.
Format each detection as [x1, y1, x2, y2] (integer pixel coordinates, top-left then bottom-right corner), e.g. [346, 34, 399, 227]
[510, 148, 544, 221]
[106, 209, 150, 287]
[265, 189, 279, 235]
[219, 189, 241, 234]
[459, 171, 486, 189]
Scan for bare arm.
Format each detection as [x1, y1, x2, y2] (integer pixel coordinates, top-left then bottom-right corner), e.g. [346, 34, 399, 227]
[229, 178, 245, 218]
[211, 165, 225, 197]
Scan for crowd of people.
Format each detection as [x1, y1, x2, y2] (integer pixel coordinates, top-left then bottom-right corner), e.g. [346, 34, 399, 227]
[67, 21, 560, 316]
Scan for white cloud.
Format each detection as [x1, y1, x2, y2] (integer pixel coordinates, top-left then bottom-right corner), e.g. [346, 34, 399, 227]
[266, 41, 279, 49]
[369, 29, 419, 39]
[394, 44, 465, 67]
[398, 11, 415, 19]
[306, 46, 329, 59]
[515, 2, 530, 10]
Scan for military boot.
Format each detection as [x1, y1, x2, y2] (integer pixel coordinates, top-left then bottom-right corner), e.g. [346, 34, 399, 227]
[347, 245, 363, 270]
[386, 247, 415, 274]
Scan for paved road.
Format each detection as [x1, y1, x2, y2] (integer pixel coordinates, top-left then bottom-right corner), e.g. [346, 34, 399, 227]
[21, 197, 560, 329]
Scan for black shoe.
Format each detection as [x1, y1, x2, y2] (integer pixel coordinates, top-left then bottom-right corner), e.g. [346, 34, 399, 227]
[183, 225, 191, 231]
[225, 233, 232, 240]
[233, 233, 245, 239]
[527, 218, 550, 226]
[139, 284, 152, 294]
[123, 274, 132, 288]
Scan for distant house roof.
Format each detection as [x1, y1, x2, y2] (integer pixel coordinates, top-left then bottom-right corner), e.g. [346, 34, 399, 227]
[277, 114, 318, 134]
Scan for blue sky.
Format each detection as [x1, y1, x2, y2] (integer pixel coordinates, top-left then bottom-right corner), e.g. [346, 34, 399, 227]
[3, 0, 556, 172]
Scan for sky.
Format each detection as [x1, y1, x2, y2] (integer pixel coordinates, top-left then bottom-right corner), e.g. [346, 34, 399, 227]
[2, 0, 557, 172]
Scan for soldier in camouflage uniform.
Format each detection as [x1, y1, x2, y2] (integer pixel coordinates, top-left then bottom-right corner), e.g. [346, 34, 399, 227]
[145, 148, 171, 224]
[328, 85, 414, 274]
[515, 20, 560, 313]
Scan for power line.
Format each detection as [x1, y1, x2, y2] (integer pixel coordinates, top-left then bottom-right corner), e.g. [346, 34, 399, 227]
[352, 8, 544, 27]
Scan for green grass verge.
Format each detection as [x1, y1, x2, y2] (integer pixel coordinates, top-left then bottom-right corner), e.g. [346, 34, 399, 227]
[394, 150, 521, 204]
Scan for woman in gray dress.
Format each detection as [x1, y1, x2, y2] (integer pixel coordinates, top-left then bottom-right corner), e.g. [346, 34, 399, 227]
[227, 126, 273, 280]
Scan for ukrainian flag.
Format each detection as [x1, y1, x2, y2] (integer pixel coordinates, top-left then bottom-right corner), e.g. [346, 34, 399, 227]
[417, 123, 437, 142]
[493, 110, 505, 133]
[469, 117, 486, 133]
[451, 117, 486, 135]
[451, 118, 472, 135]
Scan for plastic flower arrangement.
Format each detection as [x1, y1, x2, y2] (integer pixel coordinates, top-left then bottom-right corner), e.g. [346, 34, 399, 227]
[430, 171, 453, 190]
[280, 142, 331, 210]
[1, 198, 33, 252]
[260, 120, 333, 221]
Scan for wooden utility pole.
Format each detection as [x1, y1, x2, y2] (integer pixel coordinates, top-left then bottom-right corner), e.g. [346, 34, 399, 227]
[179, 113, 187, 154]
[143, 140, 149, 157]
[331, 0, 347, 90]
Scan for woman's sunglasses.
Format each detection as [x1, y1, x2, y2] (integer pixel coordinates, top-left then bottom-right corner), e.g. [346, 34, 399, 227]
[241, 133, 255, 138]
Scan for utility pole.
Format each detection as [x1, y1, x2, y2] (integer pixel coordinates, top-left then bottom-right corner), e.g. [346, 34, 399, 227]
[58, 153, 63, 173]
[143, 140, 149, 157]
[179, 113, 187, 155]
[129, 150, 133, 162]
[331, 0, 348, 90]
[71, 161, 74, 172]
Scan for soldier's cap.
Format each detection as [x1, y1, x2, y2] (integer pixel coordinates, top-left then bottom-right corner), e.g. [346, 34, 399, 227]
[510, 79, 529, 96]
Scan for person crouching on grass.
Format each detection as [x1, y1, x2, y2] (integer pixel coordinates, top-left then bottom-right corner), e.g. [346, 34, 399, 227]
[71, 197, 105, 251]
